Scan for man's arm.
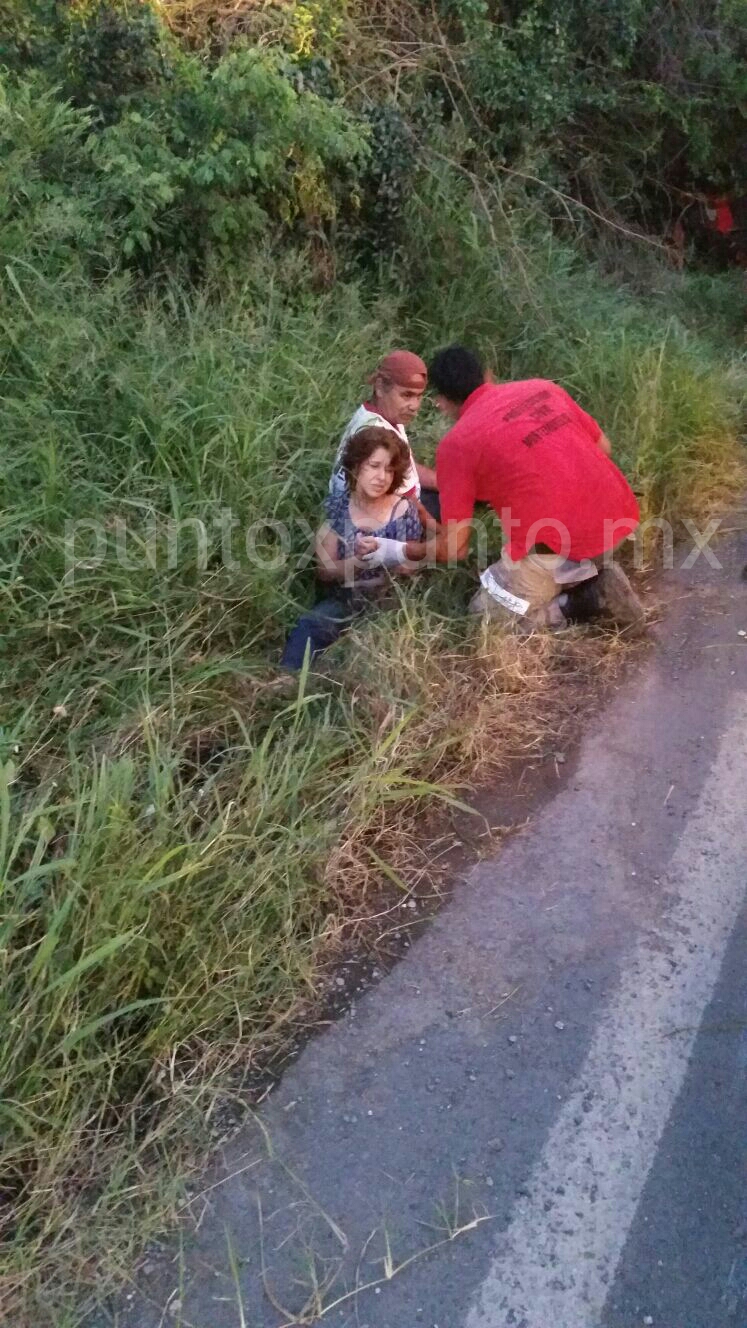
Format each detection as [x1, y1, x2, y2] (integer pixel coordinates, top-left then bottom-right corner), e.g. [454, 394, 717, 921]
[415, 461, 438, 490]
[359, 520, 473, 569]
[403, 519, 472, 565]
[597, 431, 612, 457]
[416, 499, 440, 533]
[414, 433, 476, 562]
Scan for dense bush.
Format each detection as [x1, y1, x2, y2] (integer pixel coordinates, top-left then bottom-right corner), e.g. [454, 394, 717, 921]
[0, 50, 367, 272]
[436, 0, 747, 220]
[90, 45, 368, 262]
[3, 0, 745, 256]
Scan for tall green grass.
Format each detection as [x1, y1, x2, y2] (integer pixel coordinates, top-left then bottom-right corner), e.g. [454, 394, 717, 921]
[1, 171, 745, 1323]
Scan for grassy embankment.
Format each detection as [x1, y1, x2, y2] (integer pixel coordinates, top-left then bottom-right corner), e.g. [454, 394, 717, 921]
[2, 165, 745, 1321]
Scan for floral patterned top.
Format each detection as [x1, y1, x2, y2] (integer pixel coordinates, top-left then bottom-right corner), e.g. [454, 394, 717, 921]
[324, 490, 424, 591]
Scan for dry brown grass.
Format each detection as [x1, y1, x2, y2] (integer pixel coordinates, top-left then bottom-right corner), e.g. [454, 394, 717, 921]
[312, 610, 635, 943]
[158, 0, 447, 98]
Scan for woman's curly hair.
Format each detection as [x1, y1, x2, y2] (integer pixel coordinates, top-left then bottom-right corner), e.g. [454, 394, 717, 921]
[341, 426, 409, 495]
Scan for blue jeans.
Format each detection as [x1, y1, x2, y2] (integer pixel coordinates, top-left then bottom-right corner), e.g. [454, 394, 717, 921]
[281, 594, 360, 670]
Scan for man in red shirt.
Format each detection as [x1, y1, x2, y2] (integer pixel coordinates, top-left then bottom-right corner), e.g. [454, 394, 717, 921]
[362, 345, 644, 631]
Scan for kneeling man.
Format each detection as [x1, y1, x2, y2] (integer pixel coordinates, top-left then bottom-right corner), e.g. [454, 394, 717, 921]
[363, 345, 644, 631]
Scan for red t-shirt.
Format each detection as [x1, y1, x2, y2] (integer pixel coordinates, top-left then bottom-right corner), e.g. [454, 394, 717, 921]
[436, 380, 639, 561]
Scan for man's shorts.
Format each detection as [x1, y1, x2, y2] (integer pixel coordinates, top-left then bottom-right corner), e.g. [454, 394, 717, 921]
[470, 547, 598, 628]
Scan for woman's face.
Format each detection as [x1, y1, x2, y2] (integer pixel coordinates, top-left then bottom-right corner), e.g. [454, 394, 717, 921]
[354, 445, 395, 501]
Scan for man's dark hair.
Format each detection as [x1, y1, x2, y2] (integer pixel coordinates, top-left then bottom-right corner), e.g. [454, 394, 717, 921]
[428, 346, 485, 404]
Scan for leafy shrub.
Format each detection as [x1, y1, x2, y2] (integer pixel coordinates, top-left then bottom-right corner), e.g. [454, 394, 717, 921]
[61, 0, 173, 118]
[5, 0, 745, 235]
[0, 0, 64, 73]
[288, 0, 349, 60]
[92, 45, 368, 262]
[355, 103, 416, 256]
[0, 47, 368, 272]
[0, 74, 103, 271]
[433, 0, 747, 211]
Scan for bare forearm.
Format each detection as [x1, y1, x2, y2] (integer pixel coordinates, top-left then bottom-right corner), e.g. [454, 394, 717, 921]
[416, 462, 438, 490]
[404, 526, 470, 564]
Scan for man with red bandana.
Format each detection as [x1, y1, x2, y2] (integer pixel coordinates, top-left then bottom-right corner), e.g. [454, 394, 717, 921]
[362, 345, 645, 632]
[330, 349, 441, 521]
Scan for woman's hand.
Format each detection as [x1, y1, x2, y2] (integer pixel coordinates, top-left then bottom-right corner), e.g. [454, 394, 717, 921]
[360, 537, 407, 568]
[354, 534, 379, 558]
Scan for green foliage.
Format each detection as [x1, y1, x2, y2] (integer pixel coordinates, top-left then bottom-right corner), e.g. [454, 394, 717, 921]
[91, 45, 368, 261]
[0, 75, 101, 270]
[0, 0, 64, 73]
[465, 9, 576, 157]
[4, 0, 745, 225]
[435, 0, 747, 204]
[0, 0, 173, 115]
[436, 0, 488, 33]
[0, 49, 367, 271]
[633, 0, 747, 190]
[61, 0, 173, 116]
[288, 0, 349, 60]
[356, 103, 416, 255]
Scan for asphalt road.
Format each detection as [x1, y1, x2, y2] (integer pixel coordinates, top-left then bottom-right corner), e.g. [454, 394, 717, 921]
[117, 528, 747, 1328]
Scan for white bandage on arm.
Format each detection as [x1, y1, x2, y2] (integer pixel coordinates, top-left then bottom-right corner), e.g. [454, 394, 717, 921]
[362, 538, 408, 569]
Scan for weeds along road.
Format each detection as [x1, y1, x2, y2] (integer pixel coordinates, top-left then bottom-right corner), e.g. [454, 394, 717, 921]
[121, 527, 747, 1328]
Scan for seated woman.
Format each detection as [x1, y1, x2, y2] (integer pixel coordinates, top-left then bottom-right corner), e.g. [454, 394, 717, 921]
[331, 349, 440, 522]
[281, 427, 428, 670]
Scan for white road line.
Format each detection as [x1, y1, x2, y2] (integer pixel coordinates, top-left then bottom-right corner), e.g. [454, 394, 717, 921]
[465, 694, 747, 1328]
